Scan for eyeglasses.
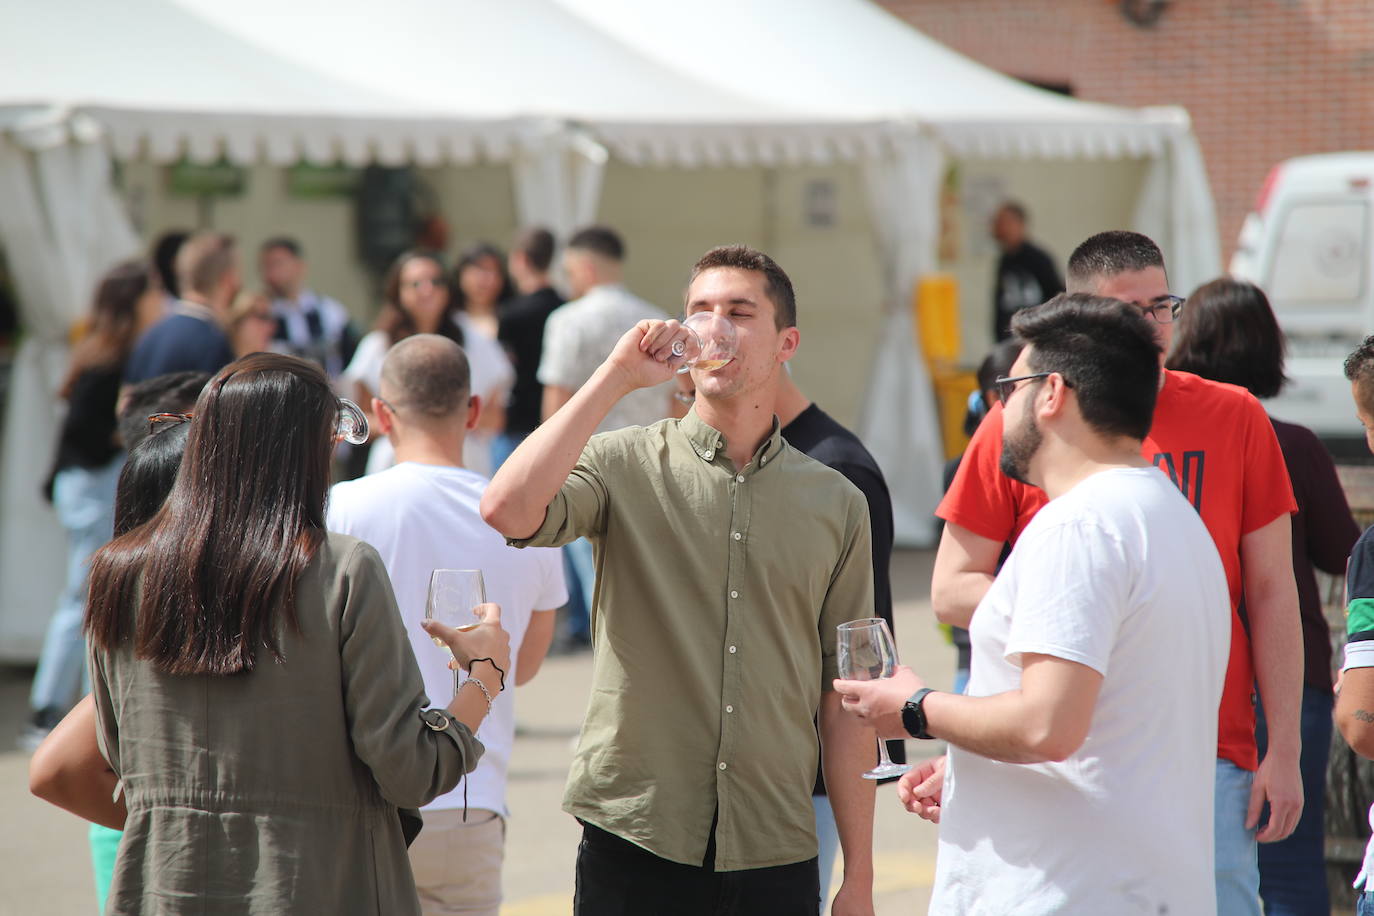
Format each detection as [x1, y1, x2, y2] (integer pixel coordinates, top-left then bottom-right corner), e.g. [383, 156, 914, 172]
[148, 400, 369, 445]
[993, 372, 1073, 405]
[1137, 295, 1185, 324]
[147, 412, 192, 435]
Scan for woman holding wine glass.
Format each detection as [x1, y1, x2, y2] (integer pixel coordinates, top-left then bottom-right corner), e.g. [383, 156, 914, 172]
[80, 353, 509, 915]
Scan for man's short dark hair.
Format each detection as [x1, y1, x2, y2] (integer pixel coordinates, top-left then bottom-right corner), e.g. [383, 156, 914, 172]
[688, 245, 797, 331]
[1011, 293, 1161, 441]
[567, 225, 624, 262]
[513, 227, 556, 273]
[380, 334, 471, 418]
[1066, 231, 1166, 292]
[260, 236, 303, 259]
[118, 371, 211, 450]
[1344, 336, 1374, 416]
[998, 201, 1028, 223]
[1167, 278, 1287, 399]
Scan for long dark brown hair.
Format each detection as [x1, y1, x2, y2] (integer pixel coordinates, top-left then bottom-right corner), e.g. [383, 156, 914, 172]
[85, 354, 335, 675]
[375, 250, 464, 348]
[61, 259, 151, 397]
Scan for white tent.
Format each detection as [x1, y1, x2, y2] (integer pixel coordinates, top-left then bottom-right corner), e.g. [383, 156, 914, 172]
[0, 0, 1219, 660]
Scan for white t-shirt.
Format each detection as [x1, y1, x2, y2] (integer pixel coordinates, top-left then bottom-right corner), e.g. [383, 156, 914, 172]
[342, 315, 515, 476]
[932, 467, 1230, 916]
[326, 462, 566, 816]
[537, 283, 672, 433]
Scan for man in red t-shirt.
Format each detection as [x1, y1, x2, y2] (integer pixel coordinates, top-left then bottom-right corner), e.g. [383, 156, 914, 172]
[930, 231, 1301, 914]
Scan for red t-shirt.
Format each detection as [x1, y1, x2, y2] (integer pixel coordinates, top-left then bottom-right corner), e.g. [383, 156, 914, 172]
[939, 369, 1297, 771]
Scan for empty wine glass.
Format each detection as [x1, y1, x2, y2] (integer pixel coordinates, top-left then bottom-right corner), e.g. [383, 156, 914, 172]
[670, 311, 738, 374]
[837, 617, 913, 780]
[425, 569, 486, 698]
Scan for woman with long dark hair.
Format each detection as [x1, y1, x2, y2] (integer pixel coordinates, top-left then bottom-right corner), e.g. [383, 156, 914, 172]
[451, 242, 515, 474]
[83, 353, 508, 914]
[344, 250, 511, 476]
[24, 260, 161, 748]
[1169, 277, 1359, 916]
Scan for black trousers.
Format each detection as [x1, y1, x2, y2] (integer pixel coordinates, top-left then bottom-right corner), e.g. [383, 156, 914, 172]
[573, 821, 820, 916]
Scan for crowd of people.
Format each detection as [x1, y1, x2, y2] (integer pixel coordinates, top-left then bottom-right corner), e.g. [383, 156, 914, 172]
[17, 215, 1374, 916]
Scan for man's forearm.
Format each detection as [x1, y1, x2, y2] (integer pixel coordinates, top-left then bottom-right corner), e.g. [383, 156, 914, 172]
[482, 367, 629, 538]
[1249, 589, 1303, 760]
[819, 692, 875, 884]
[932, 571, 993, 628]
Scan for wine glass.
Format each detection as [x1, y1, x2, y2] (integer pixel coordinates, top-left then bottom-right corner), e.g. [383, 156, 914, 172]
[670, 311, 738, 374]
[425, 569, 486, 698]
[837, 617, 913, 780]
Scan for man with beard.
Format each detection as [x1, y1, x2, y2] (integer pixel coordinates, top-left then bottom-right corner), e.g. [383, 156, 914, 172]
[931, 231, 1301, 915]
[835, 294, 1231, 913]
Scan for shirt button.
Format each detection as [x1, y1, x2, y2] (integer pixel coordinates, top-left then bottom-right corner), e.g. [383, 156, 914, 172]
[703, 450, 713, 459]
[761, 456, 767, 464]
[728, 645, 737, 654]
[732, 532, 742, 541]
[730, 590, 739, 599]
[736, 474, 745, 483]
[725, 704, 734, 713]
[719, 761, 728, 770]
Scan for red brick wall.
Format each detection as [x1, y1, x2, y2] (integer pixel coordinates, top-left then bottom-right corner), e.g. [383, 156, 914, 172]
[878, 0, 1374, 258]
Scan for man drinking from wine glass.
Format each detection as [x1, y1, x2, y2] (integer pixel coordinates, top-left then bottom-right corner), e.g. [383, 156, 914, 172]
[482, 245, 878, 916]
[834, 294, 1231, 914]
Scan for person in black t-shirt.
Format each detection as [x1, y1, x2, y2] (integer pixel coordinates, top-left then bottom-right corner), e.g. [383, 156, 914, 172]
[774, 367, 900, 908]
[495, 227, 564, 469]
[991, 202, 1064, 342]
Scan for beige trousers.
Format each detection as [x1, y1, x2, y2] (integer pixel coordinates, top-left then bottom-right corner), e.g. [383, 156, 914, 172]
[408, 808, 505, 916]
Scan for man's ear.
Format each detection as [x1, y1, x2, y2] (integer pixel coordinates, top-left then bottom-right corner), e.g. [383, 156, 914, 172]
[1038, 373, 1071, 419]
[372, 397, 394, 436]
[777, 326, 801, 364]
[465, 394, 481, 432]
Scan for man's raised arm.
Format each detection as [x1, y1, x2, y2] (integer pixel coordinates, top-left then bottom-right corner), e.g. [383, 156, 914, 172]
[481, 320, 683, 539]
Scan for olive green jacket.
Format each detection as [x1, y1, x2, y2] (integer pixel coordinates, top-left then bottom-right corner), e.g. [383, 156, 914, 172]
[91, 534, 482, 915]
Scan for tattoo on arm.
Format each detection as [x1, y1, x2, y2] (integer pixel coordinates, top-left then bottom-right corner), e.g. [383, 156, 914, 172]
[1355, 709, 1374, 723]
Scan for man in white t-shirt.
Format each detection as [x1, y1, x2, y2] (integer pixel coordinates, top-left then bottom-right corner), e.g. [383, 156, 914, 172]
[835, 293, 1231, 915]
[327, 334, 566, 916]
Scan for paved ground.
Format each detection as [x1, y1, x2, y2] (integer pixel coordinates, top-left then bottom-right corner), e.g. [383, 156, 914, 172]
[0, 548, 948, 915]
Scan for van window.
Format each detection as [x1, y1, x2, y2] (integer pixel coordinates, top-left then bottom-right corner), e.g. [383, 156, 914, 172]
[1266, 199, 1367, 307]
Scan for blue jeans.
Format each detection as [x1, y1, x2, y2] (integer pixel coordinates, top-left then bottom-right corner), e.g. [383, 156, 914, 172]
[562, 537, 595, 641]
[30, 458, 122, 714]
[1255, 686, 1332, 916]
[1359, 889, 1374, 916]
[812, 794, 839, 907]
[1215, 758, 1261, 916]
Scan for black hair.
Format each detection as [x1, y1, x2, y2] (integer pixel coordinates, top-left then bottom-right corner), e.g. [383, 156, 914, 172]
[688, 244, 797, 330]
[512, 227, 556, 273]
[1344, 336, 1374, 416]
[260, 236, 303, 258]
[567, 225, 625, 262]
[117, 371, 211, 451]
[1010, 293, 1161, 440]
[113, 422, 190, 536]
[88, 354, 334, 676]
[151, 230, 190, 299]
[1066, 231, 1165, 292]
[1167, 278, 1287, 399]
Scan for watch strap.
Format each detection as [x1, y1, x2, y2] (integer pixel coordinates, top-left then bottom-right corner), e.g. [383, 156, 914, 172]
[902, 687, 937, 740]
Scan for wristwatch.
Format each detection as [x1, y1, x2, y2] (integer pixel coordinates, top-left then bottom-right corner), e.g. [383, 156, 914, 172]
[901, 688, 937, 740]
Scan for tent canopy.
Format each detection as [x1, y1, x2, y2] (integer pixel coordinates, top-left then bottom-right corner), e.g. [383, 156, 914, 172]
[0, 0, 1221, 659]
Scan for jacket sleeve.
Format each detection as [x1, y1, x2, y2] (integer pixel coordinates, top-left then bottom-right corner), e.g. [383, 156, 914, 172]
[336, 540, 485, 809]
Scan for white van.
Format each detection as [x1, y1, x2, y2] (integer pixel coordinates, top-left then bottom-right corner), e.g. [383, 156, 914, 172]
[1229, 152, 1374, 454]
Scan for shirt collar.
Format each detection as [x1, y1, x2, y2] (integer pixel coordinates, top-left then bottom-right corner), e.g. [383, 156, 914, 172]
[680, 408, 784, 471]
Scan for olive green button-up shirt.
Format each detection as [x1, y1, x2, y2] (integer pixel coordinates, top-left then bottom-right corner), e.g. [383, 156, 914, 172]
[511, 409, 873, 870]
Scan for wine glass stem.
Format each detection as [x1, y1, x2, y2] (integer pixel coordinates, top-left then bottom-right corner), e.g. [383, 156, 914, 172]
[876, 738, 895, 766]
